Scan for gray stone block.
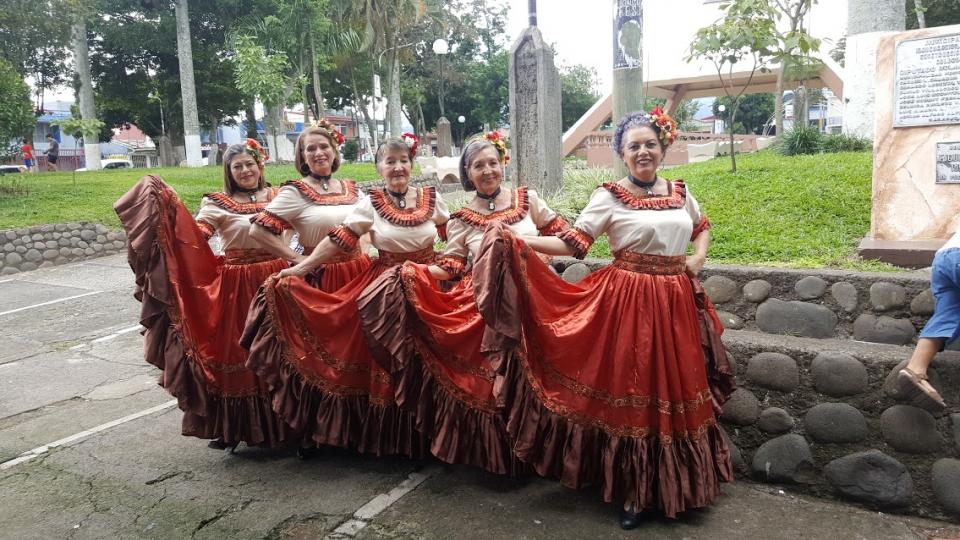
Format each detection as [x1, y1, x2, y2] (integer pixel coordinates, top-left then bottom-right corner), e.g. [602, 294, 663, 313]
[953, 414, 960, 450]
[870, 282, 907, 311]
[756, 299, 838, 338]
[71, 248, 84, 257]
[54, 257, 68, 265]
[38, 261, 53, 268]
[33, 242, 45, 250]
[44, 240, 57, 249]
[830, 282, 859, 312]
[95, 223, 109, 234]
[3, 230, 16, 241]
[54, 223, 67, 232]
[932, 459, 960, 515]
[2, 244, 12, 253]
[853, 314, 915, 345]
[24, 249, 42, 262]
[719, 426, 746, 472]
[883, 359, 944, 400]
[40, 224, 53, 233]
[80, 229, 97, 241]
[57, 238, 70, 247]
[561, 263, 591, 283]
[1, 267, 19, 275]
[93, 244, 104, 252]
[51, 232, 61, 239]
[804, 403, 868, 443]
[880, 405, 941, 454]
[703, 275, 738, 303]
[4, 252, 22, 266]
[720, 389, 760, 426]
[910, 289, 935, 316]
[758, 407, 795, 434]
[113, 240, 126, 250]
[795, 276, 828, 299]
[751, 434, 816, 484]
[742, 279, 772, 303]
[824, 450, 912, 508]
[77, 240, 89, 249]
[811, 352, 869, 397]
[59, 247, 71, 257]
[746, 352, 799, 392]
[83, 247, 95, 256]
[14, 245, 25, 254]
[716, 310, 744, 330]
[12, 238, 22, 247]
[30, 233, 43, 241]
[20, 262, 37, 271]
[42, 249, 59, 261]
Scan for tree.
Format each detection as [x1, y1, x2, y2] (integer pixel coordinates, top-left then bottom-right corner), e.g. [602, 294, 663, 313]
[0, 58, 35, 160]
[233, 35, 291, 162]
[906, 0, 960, 28]
[0, 0, 71, 119]
[688, 0, 817, 171]
[69, 1, 101, 171]
[714, 94, 775, 134]
[770, 1, 820, 137]
[52, 113, 104, 187]
[560, 64, 599, 132]
[174, 0, 203, 166]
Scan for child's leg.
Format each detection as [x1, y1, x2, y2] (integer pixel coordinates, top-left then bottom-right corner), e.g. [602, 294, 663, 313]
[906, 337, 947, 376]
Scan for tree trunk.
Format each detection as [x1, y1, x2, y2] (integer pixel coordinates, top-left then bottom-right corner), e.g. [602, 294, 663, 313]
[387, 48, 402, 137]
[351, 74, 377, 157]
[174, 0, 203, 166]
[71, 20, 101, 171]
[246, 103, 258, 139]
[795, 85, 809, 127]
[914, 0, 926, 28]
[310, 36, 326, 119]
[774, 66, 784, 135]
[210, 114, 220, 165]
[729, 108, 738, 173]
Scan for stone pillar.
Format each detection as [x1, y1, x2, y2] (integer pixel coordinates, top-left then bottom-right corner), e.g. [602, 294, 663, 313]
[612, 0, 645, 178]
[843, 0, 905, 139]
[436, 117, 452, 157]
[508, 27, 562, 197]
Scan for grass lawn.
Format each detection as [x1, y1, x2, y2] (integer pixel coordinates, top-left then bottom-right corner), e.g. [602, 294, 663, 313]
[0, 163, 385, 229]
[0, 151, 894, 271]
[553, 151, 898, 272]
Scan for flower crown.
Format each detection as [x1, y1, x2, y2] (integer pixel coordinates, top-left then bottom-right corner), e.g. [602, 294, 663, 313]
[244, 138, 269, 165]
[647, 106, 677, 147]
[401, 132, 419, 158]
[483, 131, 510, 164]
[316, 119, 345, 146]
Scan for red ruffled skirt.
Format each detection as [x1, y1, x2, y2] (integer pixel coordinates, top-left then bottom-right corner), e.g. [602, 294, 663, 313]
[472, 223, 735, 517]
[241, 248, 436, 457]
[114, 175, 367, 446]
[358, 264, 522, 475]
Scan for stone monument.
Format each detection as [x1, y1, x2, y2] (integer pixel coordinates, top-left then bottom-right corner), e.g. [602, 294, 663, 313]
[508, 0, 562, 197]
[612, 0, 645, 177]
[843, 0, 905, 139]
[436, 117, 453, 157]
[859, 24, 960, 266]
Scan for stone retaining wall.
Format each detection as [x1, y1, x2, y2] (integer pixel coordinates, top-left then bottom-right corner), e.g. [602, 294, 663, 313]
[719, 332, 960, 521]
[0, 223, 127, 275]
[553, 258, 935, 346]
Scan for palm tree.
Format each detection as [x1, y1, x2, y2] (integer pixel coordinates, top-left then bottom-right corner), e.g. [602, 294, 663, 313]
[174, 0, 203, 166]
[70, 15, 101, 171]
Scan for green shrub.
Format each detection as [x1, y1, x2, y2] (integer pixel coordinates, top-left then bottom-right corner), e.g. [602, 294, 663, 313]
[820, 133, 872, 153]
[342, 139, 360, 162]
[776, 125, 823, 155]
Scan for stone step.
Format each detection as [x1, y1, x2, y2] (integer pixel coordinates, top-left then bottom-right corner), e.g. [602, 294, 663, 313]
[717, 328, 960, 521]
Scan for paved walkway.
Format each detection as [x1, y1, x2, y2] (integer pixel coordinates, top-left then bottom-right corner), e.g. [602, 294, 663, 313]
[1, 255, 959, 539]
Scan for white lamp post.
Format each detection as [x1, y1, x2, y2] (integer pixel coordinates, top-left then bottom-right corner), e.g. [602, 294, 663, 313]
[433, 38, 449, 118]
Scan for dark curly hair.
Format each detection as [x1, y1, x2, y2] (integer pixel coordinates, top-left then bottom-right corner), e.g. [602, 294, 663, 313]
[612, 111, 664, 157]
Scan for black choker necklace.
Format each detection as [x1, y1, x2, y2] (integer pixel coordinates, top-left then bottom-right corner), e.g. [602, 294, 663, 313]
[386, 187, 409, 209]
[237, 186, 259, 202]
[628, 175, 658, 196]
[308, 173, 331, 191]
[476, 187, 501, 211]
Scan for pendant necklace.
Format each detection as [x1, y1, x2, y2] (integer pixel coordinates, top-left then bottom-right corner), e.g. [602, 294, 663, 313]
[386, 187, 409, 209]
[309, 173, 331, 191]
[477, 187, 501, 211]
[628, 175, 658, 196]
[237, 187, 259, 203]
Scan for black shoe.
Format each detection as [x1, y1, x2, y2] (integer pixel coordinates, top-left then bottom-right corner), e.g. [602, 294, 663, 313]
[297, 446, 315, 460]
[207, 439, 239, 453]
[619, 508, 642, 530]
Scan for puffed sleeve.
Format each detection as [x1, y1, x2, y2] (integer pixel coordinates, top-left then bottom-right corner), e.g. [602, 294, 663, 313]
[433, 190, 451, 241]
[328, 194, 374, 251]
[527, 189, 569, 236]
[437, 218, 469, 278]
[250, 185, 297, 235]
[194, 197, 220, 240]
[685, 185, 711, 240]
[557, 187, 610, 259]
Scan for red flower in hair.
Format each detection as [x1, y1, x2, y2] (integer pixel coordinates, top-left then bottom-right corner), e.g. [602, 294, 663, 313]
[483, 131, 510, 164]
[244, 138, 269, 163]
[401, 132, 419, 157]
[317, 120, 345, 146]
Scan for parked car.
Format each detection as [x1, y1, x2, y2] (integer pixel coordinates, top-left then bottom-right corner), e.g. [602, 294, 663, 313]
[76, 158, 134, 172]
[0, 165, 27, 175]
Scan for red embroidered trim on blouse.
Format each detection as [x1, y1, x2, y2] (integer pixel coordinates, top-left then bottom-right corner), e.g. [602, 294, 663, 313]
[603, 180, 687, 210]
[692, 215, 712, 240]
[558, 227, 594, 260]
[537, 214, 570, 236]
[328, 225, 360, 251]
[250, 210, 292, 235]
[436, 222, 448, 242]
[284, 179, 359, 205]
[369, 186, 436, 227]
[203, 191, 271, 214]
[451, 187, 530, 228]
[196, 220, 215, 240]
[438, 254, 467, 278]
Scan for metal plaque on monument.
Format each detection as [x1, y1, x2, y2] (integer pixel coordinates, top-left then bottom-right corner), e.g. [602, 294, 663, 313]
[893, 33, 960, 127]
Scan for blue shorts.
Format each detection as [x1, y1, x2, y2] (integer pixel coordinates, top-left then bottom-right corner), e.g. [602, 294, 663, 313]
[24, 159, 32, 168]
[920, 247, 960, 347]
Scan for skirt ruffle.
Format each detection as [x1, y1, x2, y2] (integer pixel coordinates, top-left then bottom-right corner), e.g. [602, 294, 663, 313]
[240, 263, 426, 458]
[114, 175, 292, 446]
[472, 222, 734, 516]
